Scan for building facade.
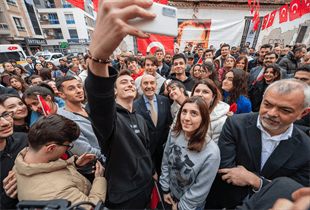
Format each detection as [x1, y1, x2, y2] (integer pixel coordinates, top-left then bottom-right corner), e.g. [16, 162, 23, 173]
[34, 0, 96, 54]
[0, 0, 46, 55]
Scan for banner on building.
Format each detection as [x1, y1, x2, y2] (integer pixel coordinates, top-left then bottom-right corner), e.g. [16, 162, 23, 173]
[137, 19, 244, 54]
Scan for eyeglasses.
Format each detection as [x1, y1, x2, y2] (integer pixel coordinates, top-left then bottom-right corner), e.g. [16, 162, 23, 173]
[46, 143, 74, 151]
[0, 111, 14, 121]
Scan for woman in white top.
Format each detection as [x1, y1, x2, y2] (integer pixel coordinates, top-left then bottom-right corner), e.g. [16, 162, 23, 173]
[191, 78, 230, 143]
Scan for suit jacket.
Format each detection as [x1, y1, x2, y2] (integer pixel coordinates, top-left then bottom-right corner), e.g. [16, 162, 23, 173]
[133, 94, 172, 155]
[205, 113, 310, 209]
[249, 66, 288, 88]
[24, 63, 36, 75]
[156, 63, 170, 78]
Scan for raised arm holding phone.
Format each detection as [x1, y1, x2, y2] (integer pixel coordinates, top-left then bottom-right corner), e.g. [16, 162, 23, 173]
[85, 1, 157, 208]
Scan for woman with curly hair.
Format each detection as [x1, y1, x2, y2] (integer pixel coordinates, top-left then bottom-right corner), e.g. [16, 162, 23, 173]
[233, 56, 248, 73]
[9, 75, 29, 97]
[190, 64, 202, 81]
[200, 62, 220, 87]
[46, 61, 64, 78]
[13, 64, 31, 80]
[221, 68, 251, 115]
[218, 57, 235, 81]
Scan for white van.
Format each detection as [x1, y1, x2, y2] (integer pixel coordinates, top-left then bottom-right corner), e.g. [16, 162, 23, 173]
[0, 44, 27, 73]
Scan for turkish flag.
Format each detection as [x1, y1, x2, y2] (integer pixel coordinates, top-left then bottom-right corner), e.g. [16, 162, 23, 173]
[267, 9, 277, 28]
[261, 14, 269, 30]
[279, 4, 289, 23]
[137, 34, 174, 56]
[158, 0, 168, 4]
[197, 56, 203, 64]
[301, 0, 310, 15]
[251, 0, 256, 14]
[93, 0, 98, 12]
[289, 0, 302, 21]
[37, 95, 53, 115]
[248, 0, 252, 7]
[65, 0, 84, 10]
[150, 185, 160, 209]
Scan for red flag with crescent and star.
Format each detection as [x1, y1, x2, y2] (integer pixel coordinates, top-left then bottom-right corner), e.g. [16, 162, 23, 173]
[261, 14, 269, 30]
[301, 0, 310, 15]
[279, 4, 289, 23]
[266, 9, 277, 28]
[137, 34, 174, 56]
[289, 0, 302, 21]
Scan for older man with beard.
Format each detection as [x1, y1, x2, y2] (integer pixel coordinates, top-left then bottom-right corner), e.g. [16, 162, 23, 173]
[206, 79, 310, 209]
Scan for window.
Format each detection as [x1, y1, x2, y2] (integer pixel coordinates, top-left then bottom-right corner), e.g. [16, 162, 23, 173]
[48, 13, 59, 24]
[87, 6, 93, 16]
[0, 23, 9, 29]
[61, 0, 71, 8]
[87, 30, 91, 40]
[53, 28, 63, 39]
[45, 0, 55, 8]
[13, 17, 25, 31]
[6, 0, 17, 6]
[65, 14, 75, 24]
[84, 16, 88, 26]
[69, 29, 78, 39]
[0, 52, 26, 63]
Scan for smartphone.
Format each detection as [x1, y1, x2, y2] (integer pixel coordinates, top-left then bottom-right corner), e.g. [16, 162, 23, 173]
[127, 3, 178, 37]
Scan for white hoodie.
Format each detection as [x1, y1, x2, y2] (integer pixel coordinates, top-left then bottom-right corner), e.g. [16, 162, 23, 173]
[208, 101, 230, 144]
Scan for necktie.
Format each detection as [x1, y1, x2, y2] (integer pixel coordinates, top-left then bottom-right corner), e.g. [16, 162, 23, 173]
[149, 100, 157, 127]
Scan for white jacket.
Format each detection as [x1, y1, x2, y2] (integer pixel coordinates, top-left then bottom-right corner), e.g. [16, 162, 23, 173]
[208, 101, 230, 144]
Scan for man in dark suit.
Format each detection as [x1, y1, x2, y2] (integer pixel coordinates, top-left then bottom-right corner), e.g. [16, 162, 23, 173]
[155, 49, 170, 78]
[249, 52, 288, 88]
[133, 74, 172, 175]
[205, 79, 310, 209]
[24, 57, 36, 75]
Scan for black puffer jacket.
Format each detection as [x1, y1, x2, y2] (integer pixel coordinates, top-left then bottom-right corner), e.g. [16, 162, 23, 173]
[278, 51, 301, 74]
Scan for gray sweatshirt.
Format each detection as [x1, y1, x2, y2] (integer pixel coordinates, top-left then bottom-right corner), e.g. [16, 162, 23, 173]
[57, 108, 102, 174]
[159, 131, 220, 210]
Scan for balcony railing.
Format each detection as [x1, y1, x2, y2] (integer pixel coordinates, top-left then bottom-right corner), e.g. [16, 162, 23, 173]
[54, 35, 64, 39]
[0, 23, 9, 29]
[16, 25, 26, 31]
[45, 3, 55, 8]
[63, 4, 72, 8]
[66, 20, 75, 24]
[6, 0, 17, 6]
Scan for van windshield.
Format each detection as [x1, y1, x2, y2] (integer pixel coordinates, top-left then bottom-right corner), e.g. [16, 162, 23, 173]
[0, 52, 26, 63]
[43, 55, 51, 60]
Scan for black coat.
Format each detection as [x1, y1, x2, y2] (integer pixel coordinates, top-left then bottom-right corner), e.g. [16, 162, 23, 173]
[58, 64, 69, 74]
[0, 86, 19, 96]
[249, 80, 269, 112]
[169, 72, 197, 92]
[206, 113, 310, 209]
[24, 63, 36, 75]
[278, 51, 301, 74]
[248, 57, 263, 72]
[133, 94, 172, 156]
[85, 67, 153, 204]
[1, 133, 28, 209]
[156, 63, 170, 78]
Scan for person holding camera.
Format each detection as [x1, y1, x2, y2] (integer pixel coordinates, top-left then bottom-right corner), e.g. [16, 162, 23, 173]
[84, 0, 157, 208]
[12, 114, 106, 209]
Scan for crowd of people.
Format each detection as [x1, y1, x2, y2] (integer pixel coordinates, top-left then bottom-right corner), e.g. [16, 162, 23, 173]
[1, 1, 310, 210]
